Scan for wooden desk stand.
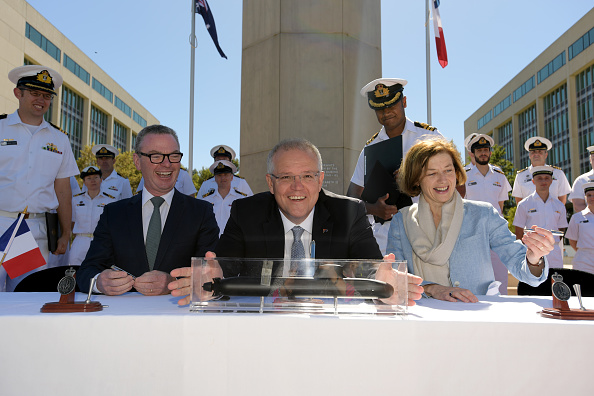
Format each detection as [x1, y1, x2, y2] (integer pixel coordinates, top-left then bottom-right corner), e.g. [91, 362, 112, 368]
[540, 276, 594, 320]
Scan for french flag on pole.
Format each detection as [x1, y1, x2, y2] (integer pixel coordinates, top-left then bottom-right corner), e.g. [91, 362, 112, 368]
[0, 215, 46, 279]
[432, 0, 448, 68]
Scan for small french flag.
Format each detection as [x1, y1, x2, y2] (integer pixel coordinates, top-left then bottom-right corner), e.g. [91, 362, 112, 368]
[0, 216, 46, 279]
[432, 0, 448, 68]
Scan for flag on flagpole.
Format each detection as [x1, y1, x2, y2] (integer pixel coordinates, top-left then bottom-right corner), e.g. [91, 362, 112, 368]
[195, 0, 227, 59]
[0, 215, 46, 279]
[432, 0, 448, 68]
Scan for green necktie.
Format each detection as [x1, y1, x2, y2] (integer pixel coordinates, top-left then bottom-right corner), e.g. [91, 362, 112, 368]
[146, 196, 165, 270]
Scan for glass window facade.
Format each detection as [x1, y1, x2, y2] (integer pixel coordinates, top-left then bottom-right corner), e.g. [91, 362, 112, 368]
[477, 110, 492, 130]
[61, 86, 84, 158]
[115, 96, 132, 117]
[494, 95, 512, 117]
[113, 121, 128, 153]
[92, 78, 113, 103]
[576, 64, 594, 174]
[537, 52, 566, 84]
[132, 133, 138, 151]
[63, 54, 90, 84]
[497, 121, 514, 163]
[569, 27, 594, 61]
[513, 76, 535, 102]
[133, 111, 147, 128]
[25, 23, 61, 62]
[90, 106, 108, 145]
[518, 105, 538, 169]
[543, 84, 571, 180]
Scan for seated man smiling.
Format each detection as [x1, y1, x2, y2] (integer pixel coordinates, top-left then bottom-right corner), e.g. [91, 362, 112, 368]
[168, 138, 423, 306]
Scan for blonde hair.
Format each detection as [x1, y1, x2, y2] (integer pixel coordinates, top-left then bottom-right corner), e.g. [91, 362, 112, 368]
[398, 137, 466, 197]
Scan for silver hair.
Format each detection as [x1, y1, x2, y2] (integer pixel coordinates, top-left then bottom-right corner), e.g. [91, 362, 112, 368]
[134, 125, 180, 153]
[266, 138, 323, 174]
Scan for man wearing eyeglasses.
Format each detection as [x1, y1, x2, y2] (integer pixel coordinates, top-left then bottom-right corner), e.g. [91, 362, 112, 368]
[0, 65, 79, 291]
[168, 138, 424, 306]
[77, 125, 219, 295]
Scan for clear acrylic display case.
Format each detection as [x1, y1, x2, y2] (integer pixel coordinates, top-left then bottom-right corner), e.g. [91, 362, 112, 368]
[189, 257, 408, 316]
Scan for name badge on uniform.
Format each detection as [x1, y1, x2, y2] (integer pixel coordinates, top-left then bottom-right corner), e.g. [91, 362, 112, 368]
[528, 208, 537, 213]
[77, 202, 85, 206]
[581, 220, 589, 223]
[468, 181, 477, 186]
[1, 139, 17, 146]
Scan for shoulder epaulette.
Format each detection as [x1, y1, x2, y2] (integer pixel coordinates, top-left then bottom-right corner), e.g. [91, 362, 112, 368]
[0, 114, 7, 120]
[205, 176, 214, 181]
[366, 132, 379, 146]
[234, 188, 247, 197]
[49, 121, 68, 135]
[414, 121, 437, 131]
[551, 165, 562, 170]
[234, 175, 245, 179]
[73, 192, 85, 197]
[516, 167, 529, 174]
[116, 172, 126, 178]
[465, 167, 472, 172]
[102, 192, 116, 199]
[202, 188, 215, 198]
[494, 168, 505, 175]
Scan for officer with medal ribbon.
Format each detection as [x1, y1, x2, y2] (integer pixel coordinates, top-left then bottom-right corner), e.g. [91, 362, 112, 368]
[69, 166, 116, 267]
[0, 65, 79, 291]
[568, 145, 594, 212]
[86, 144, 133, 201]
[197, 144, 253, 198]
[198, 160, 249, 236]
[511, 137, 571, 204]
[463, 134, 512, 293]
[346, 78, 443, 254]
[566, 182, 594, 274]
[513, 165, 568, 268]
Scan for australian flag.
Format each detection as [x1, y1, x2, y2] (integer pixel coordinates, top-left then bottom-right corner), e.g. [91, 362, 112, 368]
[195, 0, 227, 59]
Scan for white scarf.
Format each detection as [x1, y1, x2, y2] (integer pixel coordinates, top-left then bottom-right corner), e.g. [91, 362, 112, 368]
[400, 191, 464, 287]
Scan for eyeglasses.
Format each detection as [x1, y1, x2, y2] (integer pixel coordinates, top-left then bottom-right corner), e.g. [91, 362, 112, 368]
[21, 89, 53, 101]
[269, 172, 320, 184]
[138, 151, 183, 164]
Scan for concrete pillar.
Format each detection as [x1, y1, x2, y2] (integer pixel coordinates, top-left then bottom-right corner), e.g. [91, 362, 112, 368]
[240, 0, 382, 194]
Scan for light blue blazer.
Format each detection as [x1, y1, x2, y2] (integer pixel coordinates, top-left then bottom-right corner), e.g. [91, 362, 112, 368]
[386, 200, 549, 295]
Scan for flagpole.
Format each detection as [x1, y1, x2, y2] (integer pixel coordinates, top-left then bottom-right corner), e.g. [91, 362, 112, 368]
[188, 0, 197, 174]
[425, 0, 432, 125]
[0, 208, 27, 266]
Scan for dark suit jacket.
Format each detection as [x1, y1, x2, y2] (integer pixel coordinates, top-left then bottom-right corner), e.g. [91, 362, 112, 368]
[216, 189, 382, 277]
[77, 189, 219, 292]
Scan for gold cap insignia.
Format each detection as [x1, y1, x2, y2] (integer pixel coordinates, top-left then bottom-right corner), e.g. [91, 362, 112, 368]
[534, 140, 542, 147]
[216, 162, 225, 169]
[478, 137, 487, 145]
[217, 147, 226, 154]
[374, 84, 389, 98]
[36, 70, 53, 85]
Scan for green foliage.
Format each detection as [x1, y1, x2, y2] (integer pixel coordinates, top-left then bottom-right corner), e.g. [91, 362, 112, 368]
[489, 145, 516, 218]
[74, 145, 142, 192]
[505, 205, 517, 233]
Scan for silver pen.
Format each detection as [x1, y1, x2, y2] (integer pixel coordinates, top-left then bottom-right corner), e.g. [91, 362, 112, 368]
[523, 228, 564, 237]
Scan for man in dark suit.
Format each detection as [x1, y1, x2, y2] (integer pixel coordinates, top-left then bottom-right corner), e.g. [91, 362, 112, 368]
[169, 138, 423, 305]
[77, 125, 219, 295]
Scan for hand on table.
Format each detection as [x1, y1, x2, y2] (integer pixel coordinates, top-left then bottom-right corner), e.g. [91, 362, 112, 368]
[375, 254, 424, 306]
[97, 268, 134, 296]
[424, 284, 478, 303]
[168, 251, 223, 306]
[134, 270, 174, 296]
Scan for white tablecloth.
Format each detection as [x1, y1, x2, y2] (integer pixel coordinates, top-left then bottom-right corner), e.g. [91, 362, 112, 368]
[1, 293, 592, 396]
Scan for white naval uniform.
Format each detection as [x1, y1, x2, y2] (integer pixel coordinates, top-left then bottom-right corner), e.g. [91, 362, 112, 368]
[69, 191, 115, 267]
[0, 111, 79, 291]
[513, 192, 568, 268]
[568, 169, 594, 202]
[464, 163, 512, 293]
[566, 208, 594, 274]
[512, 165, 571, 202]
[198, 175, 253, 199]
[350, 117, 443, 254]
[137, 169, 197, 196]
[84, 171, 132, 201]
[198, 187, 249, 236]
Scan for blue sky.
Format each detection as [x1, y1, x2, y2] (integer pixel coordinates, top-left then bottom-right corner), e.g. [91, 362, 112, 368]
[26, 1, 593, 183]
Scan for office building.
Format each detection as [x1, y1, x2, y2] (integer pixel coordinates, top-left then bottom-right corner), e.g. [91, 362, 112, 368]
[1, 0, 159, 158]
[464, 8, 594, 183]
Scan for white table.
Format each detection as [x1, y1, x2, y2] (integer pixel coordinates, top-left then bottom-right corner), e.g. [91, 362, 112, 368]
[0, 293, 592, 396]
